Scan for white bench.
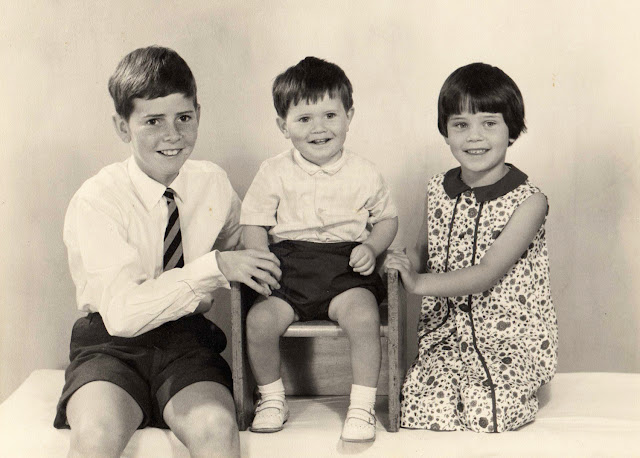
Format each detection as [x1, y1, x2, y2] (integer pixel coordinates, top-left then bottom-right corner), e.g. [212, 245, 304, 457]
[1, 369, 638, 457]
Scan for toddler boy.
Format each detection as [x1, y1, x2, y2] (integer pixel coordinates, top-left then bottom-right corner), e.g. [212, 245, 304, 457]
[241, 56, 398, 443]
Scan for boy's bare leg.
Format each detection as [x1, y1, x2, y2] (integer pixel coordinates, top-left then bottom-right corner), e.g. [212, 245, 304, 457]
[66, 381, 142, 458]
[246, 296, 296, 384]
[329, 287, 380, 442]
[163, 381, 239, 458]
[328, 288, 381, 387]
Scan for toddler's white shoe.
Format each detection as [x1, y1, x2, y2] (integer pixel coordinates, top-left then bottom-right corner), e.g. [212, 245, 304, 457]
[250, 399, 289, 433]
[340, 407, 376, 443]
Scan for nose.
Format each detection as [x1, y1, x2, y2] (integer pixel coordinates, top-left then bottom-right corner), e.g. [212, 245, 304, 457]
[467, 123, 483, 141]
[164, 121, 182, 142]
[310, 117, 327, 133]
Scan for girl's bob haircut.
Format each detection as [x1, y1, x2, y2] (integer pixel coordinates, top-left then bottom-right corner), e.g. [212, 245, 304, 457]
[438, 62, 526, 141]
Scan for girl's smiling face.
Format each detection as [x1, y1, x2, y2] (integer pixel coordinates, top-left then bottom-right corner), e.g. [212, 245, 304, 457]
[445, 111, 513, 187]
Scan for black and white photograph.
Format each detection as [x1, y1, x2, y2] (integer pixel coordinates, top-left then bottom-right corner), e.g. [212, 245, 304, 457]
[1, 1, 638, 456]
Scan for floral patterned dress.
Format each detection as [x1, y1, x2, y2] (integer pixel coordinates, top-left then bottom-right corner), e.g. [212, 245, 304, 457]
[400, 165, 558, 432]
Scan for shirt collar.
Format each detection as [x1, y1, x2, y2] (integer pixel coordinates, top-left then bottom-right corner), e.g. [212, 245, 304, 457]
[292, 148, 349, 175]
[127, 156, 185, 211]
[443, 163, 528, 202]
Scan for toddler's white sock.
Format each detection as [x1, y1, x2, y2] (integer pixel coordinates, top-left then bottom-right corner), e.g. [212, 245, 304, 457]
[349, 384, 377, 412]
[258, 378, 286, 403]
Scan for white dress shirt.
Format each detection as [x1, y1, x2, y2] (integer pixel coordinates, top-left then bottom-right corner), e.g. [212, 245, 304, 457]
[64, 156, 241, 337]
[241, 148, 397, 243]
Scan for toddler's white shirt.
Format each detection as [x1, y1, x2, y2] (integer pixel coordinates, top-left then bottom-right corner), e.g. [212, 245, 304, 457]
[241, 148, 397, 243]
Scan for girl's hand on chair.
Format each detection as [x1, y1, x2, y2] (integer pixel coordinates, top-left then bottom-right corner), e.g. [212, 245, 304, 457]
[349, 244, 376, 276]
[385, 252, 418, 293]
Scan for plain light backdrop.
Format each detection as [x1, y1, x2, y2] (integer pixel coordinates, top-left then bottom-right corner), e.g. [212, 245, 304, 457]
[1, 0, 639, 401]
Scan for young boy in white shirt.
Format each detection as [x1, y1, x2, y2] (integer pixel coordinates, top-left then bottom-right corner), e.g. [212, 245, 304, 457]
[241, 56, 398, 443]
[54, 46, 281, 457]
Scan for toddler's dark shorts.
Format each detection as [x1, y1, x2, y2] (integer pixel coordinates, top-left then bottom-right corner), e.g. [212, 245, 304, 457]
[259, 240, 386, 321]
[53, 312, 231, 429]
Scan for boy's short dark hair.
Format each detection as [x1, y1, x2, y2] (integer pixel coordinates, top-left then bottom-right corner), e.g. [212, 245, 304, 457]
[438, 63, 526, 141]
[272, 56, 353, 118]
[108, 46, 197, 121]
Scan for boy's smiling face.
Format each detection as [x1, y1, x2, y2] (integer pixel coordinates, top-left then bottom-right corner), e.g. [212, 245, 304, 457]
[113, 93, 200, 186]
[277, 94, 354, 167]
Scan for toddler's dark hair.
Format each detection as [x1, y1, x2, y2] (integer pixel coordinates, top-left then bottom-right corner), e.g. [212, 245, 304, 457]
[438, 63, 526, 141]
[272, 57, 353, 118]
[108, 46, 197, 121]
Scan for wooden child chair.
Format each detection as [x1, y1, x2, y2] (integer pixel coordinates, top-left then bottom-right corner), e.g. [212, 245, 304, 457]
[231, 268, 406, 432]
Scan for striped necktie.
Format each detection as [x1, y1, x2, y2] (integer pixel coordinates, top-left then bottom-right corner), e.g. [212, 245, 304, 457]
[163, 188, 184, 270]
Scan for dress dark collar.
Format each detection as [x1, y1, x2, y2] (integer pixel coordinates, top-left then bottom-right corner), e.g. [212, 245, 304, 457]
[443, 164, 528, 202]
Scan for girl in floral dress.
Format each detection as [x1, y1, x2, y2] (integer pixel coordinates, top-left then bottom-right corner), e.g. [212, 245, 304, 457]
[387, 63, 558, 433]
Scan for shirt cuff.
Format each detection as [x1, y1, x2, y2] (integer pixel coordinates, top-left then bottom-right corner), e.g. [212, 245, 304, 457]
[185, 250, 231, 293]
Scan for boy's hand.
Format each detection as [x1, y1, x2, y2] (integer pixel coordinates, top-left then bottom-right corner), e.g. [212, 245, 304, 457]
[349, 243, 377, 276]
[384, 252, 418, 294]
[216, 250, 281, 297]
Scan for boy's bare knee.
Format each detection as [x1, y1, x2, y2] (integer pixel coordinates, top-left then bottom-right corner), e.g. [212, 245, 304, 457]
[246, 299, 293, 341]
[333, 290, 380, 332]
[179, 406, 239, 452]
[66, 381, 141, 456]
[69, 417, 131, 457]
[246, 307, 276, 341]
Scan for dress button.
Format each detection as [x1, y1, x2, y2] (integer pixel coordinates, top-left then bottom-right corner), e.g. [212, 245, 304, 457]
[463, 190, 472, 197]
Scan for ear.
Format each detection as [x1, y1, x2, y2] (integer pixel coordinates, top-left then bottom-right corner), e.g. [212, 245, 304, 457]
[508, 138, 515, 146]
[345, 107, 355, 131]
[276, 117, 290, 139]
[444, 135, 451, 146]
[195, 103, 201, 123]
[112, 114, 131, 143]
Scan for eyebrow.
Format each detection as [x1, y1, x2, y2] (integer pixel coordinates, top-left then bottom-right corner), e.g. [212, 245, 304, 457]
[449, 113, 501, 120]
[142, 109, 195, 118]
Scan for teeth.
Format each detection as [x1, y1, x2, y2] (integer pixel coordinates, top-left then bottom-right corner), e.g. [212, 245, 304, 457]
[159, 149, 180, 156]
[310, 139, 329, 144]
[466, 149, 488, 155]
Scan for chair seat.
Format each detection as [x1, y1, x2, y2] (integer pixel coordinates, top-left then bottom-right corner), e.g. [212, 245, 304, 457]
[282, 303, 389, 337]
[282, 322, 388, 338]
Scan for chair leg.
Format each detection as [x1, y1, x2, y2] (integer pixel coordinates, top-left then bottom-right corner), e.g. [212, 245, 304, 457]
[386, 268, 405, 432]
[231, 282, 254, 430]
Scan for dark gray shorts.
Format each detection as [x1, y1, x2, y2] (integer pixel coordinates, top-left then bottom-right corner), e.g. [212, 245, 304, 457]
[54, 313, 231, 429]
[266, 240, 386, 321]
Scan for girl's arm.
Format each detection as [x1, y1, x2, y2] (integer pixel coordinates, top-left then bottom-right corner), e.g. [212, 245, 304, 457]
[388, 193, 548, 296]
